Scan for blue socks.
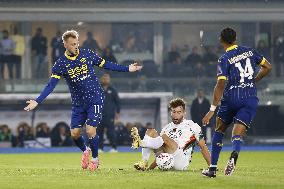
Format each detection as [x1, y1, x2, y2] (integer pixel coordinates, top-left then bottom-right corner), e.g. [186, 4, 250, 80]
[73, 134, 100, 159]
[209, 133, 242, 171]
[210, 131, 224, 170]
[73, 136, 87, 152]
[89, 135, 99, 158]
[232, 135, 242, 153]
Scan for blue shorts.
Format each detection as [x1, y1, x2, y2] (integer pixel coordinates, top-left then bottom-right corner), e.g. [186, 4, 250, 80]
[217, 97, 259, 128]
[70, 103, 103, 129]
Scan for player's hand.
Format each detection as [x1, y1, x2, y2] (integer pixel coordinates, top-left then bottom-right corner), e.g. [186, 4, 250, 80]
[129, 62, 143, 72]
[202, 111, 214, 126]
[24, 100, 38, 112]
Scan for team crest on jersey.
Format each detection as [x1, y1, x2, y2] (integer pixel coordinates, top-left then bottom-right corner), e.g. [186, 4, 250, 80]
[80, 58, 87, 63]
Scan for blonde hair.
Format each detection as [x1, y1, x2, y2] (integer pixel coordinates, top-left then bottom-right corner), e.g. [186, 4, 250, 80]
[62, 30, 79, 42]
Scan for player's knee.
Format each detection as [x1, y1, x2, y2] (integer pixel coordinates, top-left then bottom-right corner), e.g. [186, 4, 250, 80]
[215, 127, 225, 133]
[145, 128, 158, 138]
[161, 134, 168, 141]
[70, 130, 81, 139]
[215, 118, 227, 133]
[232, 123, 247, 136]
[161, 134, 172, 144]
[161, 134, 174, 143]
[86, 126, 97, 137]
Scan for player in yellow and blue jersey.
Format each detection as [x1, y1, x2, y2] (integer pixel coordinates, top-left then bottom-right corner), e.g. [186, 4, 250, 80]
[201, 28, 272, 177]
[24, 30, 142, 171]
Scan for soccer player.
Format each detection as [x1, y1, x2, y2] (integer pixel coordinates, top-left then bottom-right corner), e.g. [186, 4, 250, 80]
[24, 30, 142, 171]
[201, 28, 272, 177]
[131, 98, 210, 171]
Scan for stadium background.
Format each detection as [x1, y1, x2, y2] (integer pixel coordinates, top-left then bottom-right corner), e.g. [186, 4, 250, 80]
[0, 1, 284, 189]
[1, 0, 284, 148]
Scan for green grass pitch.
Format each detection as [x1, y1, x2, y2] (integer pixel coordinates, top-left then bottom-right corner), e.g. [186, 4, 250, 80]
[0, 151, 283, 189]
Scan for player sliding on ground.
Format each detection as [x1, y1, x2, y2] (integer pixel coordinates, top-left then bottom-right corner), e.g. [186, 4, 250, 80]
[131, 98, 210, 171]
[24, 30, 142, 172]
[202, 27, 272, 178]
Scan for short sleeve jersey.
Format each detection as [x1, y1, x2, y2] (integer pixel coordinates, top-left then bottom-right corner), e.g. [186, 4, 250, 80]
[160, 119, 204, 150]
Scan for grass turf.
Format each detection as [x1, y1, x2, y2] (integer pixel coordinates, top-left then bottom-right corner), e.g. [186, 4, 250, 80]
[0, 151, 283, 189]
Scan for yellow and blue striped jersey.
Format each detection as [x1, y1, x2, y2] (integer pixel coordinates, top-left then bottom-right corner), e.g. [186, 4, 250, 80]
[217, 45, 265, 100]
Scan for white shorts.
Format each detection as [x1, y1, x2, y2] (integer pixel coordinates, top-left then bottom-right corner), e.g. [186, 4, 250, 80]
[172, 148, 191, 171]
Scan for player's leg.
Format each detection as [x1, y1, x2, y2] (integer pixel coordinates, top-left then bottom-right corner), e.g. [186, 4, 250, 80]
[202, 117, 229, 177]
[70, 106, 88, 152]
[85, 125, 100, 171]
[158, 134, 190, 171]
[224, 122, 246, 176]
[70, 128, 85, 151]
[85, 104, 103, 171]
[231, 123, 247, 160]
[160, 134, 178, 154]
[170, 149, 190, 171]
[134, 131, 180, 171]
[202, 99, 235, 177]
[136, 128, 165, 150]
[225, 97, 258, 176]
[133, 128, 161, 171]
[211, 118, 227, 168]
[70, 106, 89, 169]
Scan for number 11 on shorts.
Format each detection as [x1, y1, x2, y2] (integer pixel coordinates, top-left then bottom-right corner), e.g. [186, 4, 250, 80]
[94, 105, 100, 113]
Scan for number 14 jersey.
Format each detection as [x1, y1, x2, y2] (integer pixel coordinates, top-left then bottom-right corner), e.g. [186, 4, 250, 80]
[217, 45, 266, 101]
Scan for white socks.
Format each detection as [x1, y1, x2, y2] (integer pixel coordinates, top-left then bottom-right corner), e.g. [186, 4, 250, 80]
[141, 135, 164, 149]
[92, 157, 98, 162]
[142, 147, 151, 161]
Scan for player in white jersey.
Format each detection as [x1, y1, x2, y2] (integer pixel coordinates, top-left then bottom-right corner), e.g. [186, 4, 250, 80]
[131, 98, 211, 171]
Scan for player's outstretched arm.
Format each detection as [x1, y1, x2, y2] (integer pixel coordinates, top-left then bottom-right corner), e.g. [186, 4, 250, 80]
[198, 139, 211, 166]
[24, 77, 59, 112]
[202, 79, 225, 126]
[255, 59, 272, 83]
[24, 100, 38, 111]
[90, 50, 142, 72]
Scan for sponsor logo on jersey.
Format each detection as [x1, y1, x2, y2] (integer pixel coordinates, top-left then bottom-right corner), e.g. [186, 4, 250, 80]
[80, 58, 87, 63]
[229, 82, 254, 90]
[68, 64, 89, 79]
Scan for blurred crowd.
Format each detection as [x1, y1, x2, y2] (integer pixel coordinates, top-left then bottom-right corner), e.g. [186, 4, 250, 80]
[0, 26, 152, 79]
[164, 37, 283, 78]
[164, 45, 220, 78]
[1, 26, 283, 81]
[0, 121, 152, 148]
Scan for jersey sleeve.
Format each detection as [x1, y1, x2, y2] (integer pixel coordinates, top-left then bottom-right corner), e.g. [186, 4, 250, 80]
[88, 49, 129, 72]
[217, 57, 229, 80]
[35, 78, 59, 104]
[192, 123, 204, 142]
[35, 60, 62, 104]
[253, 49, 266, 66]
[51, 60, 63, 79]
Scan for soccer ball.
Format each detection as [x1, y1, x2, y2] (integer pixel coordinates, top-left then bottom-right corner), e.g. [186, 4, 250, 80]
[156, 153, 174, 170]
